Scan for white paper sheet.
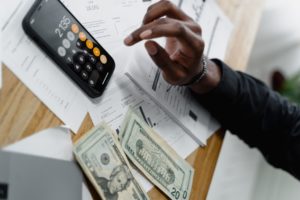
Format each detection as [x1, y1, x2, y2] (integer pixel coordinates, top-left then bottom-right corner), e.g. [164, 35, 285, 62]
[2, 0, 90, 132]
[181, 0, 233, 59]
[3, 126, 93, 200]
[4, 126, 73, 160]
[62, 0, 156, 51]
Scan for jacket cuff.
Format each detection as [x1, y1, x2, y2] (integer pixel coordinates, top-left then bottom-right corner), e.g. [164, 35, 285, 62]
[196, 59, 240, 104]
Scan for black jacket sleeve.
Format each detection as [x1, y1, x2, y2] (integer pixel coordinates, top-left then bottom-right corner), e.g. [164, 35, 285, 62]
[195, 59, 300, 180]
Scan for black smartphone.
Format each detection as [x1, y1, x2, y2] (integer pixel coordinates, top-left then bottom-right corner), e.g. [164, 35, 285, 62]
[23, 0, 115, 98]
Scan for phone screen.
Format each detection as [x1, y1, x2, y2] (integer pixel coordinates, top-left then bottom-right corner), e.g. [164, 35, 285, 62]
[27, 0, 115, 98]
[30, 0, 75, 55]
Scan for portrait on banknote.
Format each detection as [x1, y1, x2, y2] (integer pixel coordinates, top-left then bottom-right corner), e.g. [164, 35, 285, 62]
[94, 164, 133, 200]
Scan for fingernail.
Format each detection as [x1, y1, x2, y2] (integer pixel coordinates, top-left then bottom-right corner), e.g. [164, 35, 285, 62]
[145, 42, 158, 56]
[140, 30, 152, 39]
[124, 35, 133, 45]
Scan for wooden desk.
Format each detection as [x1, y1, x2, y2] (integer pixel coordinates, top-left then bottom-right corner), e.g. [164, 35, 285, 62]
[0, 0, 265, 199]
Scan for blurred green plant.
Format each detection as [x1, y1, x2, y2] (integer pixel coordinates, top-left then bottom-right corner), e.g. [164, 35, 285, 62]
[272, 70, 300, 104]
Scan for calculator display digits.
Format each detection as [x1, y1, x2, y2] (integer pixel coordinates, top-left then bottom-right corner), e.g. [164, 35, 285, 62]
[23, 0, 115, 98]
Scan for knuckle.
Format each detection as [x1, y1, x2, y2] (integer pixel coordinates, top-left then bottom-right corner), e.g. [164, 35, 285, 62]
[131, 28, 147, 40]
[162, 0, 173, 9]
[131, 30, 140, 40]
[186, 21, 202, 34]
[147, 4, 154, 12]
[194, 39, 204, 50]
[143, 12, 151, 21]
[143, 13, 153, 24]
[161, 0, 176, 14]
[174, 22, 186, 35]
[157, 17, 169, 25]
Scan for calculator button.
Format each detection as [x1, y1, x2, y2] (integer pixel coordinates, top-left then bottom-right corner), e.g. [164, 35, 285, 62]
[85, 63, 93, 72]
[83, 49, 89, 56]
[100, 54, 108, 64]
[58, 46, 66, 57]
[76, 40, 84, 49]
[71, 49, 77, 54]
[79, 32, 86, 42]
[86, 40, 94, 50]
[67, 31, 75, 41]
[74, 64, 81, 72]
[81, 71, 88, 80]
[63, 39, 71, 49]
[96, 62, 104, 72]
[89, 80, 96, 87]
[89, 70, 100, 87]
[66, 56, 72, 64]
[71, 24, 79, 33]
[93, 47, 101, 57]
[77, 54, 86, 65]
[89, 56, 97, 64]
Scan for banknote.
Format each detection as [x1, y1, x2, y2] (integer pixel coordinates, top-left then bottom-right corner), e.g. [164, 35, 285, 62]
[120, 109, 194, 200]
[73, 122, 149, 200]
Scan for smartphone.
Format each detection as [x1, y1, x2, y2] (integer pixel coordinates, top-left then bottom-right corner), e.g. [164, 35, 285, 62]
[23, 0, 115, 98]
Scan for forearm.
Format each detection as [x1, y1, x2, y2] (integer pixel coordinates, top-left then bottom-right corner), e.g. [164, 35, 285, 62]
[124, 0, 300, 179]
[192, 59, 300, 179]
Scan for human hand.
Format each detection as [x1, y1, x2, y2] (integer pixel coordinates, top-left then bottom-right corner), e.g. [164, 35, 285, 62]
[124, 0, 205, 86]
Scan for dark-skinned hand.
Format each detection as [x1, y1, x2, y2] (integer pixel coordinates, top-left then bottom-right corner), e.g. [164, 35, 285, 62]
[124, 0, 206, 86]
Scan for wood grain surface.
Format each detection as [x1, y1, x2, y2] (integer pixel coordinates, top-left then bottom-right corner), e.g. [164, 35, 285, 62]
[0, 0, 265, 199]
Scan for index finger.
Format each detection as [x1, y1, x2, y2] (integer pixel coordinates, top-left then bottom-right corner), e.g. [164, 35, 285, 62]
[143, 0, 192, 24]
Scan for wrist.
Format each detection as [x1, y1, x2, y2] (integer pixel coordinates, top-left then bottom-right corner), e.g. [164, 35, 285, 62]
[182, 56, 208, 87]
[189, 59, 222, 94]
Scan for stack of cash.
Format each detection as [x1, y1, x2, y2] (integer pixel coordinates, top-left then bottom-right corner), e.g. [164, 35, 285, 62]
[73, 110, 194, 200]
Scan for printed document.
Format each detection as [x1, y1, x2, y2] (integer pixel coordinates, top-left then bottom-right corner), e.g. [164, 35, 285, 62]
[1, 0, 89, 132]
[2, 0, 230, 144]
[89, 75, 199, 159]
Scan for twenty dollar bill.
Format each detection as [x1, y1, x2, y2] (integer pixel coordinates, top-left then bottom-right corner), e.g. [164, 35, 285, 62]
[120, 110, 194, 200]
[73, 122, 149, 200]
